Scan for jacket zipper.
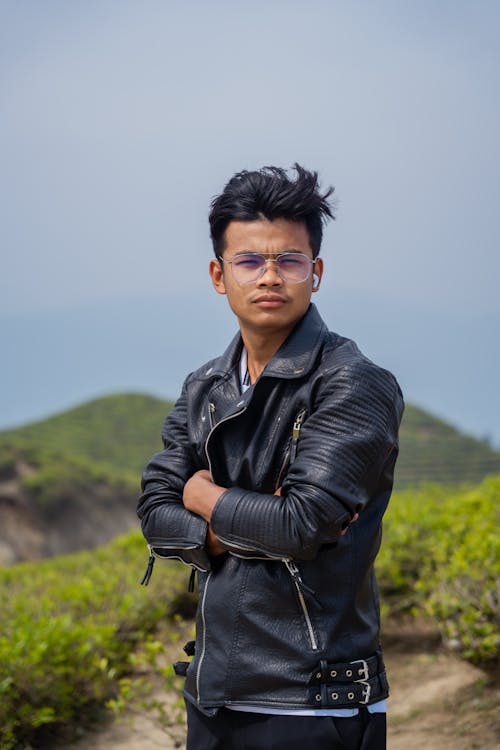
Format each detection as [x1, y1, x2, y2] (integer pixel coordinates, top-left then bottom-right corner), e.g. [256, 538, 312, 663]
[204, 536, 320, 652]
[274, 440, 291, 493]
[140, 543, 209, 585]
[277, 409, 315, 652]
[195, 402, 247, 701]
[196, 571, 212, 702]
[275, 408, 307, 491]
[215, 536, 285, 560]
[290, 409, 307, 462]
[284, 560, 319, 651]
[205, 403, 317, 651]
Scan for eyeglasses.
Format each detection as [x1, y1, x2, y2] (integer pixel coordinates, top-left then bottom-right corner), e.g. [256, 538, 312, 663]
[218, 252, 317, 284]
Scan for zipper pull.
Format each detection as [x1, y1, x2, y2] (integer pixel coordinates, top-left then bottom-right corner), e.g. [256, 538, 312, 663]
[140, 553, 155, 586]
[188, 567, 197, 592]
[290, 409, 307, 463]
[292, 413, 304, 439]
[284, 559, 316, 596]
[209, 402, 216, 427]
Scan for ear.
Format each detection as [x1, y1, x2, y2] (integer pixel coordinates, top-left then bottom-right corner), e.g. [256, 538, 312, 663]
[312, 257, 324, 292]
[209, 258, 227, 295]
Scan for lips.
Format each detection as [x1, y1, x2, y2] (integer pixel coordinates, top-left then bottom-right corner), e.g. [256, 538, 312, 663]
[252, 295, 287, 306]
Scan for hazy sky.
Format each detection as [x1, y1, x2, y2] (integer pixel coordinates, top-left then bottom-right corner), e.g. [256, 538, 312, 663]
[1, 0, 499, 445]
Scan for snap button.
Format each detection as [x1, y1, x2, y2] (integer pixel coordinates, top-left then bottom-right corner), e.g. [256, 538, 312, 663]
[346, 669, 353, 677]
[315, 694, 321, 702]
[330, 670, 337, 677]
[316, 672, 322, 679]
[348, 692, 354, 700]
[331, 693, 338, 700]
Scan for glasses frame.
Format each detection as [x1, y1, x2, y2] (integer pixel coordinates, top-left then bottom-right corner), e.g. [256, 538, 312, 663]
[218, 252, 318, 285]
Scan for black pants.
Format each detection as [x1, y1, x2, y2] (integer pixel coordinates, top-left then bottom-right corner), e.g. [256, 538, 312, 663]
[185, 701, 386, 750]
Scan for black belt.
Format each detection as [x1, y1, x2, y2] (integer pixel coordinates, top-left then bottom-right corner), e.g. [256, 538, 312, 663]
[307, 653, 389, 708]
[174, 645, 389, 709]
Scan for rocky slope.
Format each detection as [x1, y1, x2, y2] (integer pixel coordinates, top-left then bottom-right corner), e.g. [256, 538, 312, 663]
[0, 459, 138, 565]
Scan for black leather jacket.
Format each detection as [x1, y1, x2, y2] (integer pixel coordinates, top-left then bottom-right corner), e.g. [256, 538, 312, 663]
[138, 304, 404, 714]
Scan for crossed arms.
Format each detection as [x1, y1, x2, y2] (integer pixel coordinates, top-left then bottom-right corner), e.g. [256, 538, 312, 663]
[138, 363, 402, 569]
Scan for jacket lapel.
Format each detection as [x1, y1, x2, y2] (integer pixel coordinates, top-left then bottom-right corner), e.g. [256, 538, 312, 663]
[204, 304, 329, 421]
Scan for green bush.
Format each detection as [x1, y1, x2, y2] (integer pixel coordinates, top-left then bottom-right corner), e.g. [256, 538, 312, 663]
[2, 475, 498, 748]
[377, 475, 500, 665]
[0, 532, 186, 749]
[418, 477, 499, 664]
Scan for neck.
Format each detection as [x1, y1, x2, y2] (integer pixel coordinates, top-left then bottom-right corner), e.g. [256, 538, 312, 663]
[240, 326, 292, 383]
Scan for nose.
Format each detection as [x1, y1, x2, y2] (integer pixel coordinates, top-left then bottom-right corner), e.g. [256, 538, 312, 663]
[257, 259, 283, 286]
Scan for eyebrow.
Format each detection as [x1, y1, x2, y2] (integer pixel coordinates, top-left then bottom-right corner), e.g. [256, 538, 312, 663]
[232, 249, 306, 257]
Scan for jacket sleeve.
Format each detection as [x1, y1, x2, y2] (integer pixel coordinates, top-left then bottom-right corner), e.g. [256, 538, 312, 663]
[137, 380, 212, 571]
[210, 362, 404, 561]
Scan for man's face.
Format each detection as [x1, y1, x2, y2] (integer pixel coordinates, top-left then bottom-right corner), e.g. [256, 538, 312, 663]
[209, 217, 323, 340]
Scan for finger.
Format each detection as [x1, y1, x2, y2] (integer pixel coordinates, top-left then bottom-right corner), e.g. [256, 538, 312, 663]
[340, 513, 360, 536]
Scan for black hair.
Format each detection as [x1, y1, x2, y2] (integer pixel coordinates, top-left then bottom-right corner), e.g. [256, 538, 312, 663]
[209, 163, 335, 258]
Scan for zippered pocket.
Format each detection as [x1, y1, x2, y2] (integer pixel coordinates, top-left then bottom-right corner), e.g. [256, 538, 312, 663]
[201, 541, 320, 651]
[274, 437, 291, 491]
[284, 559, 319, 651]
[274, 408, 307, 491]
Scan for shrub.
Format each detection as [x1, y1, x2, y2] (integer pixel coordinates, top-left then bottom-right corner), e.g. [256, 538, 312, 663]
[2, 475, 498, 748]
[377, 475, 500, 665]
[0, 532, 187, 749]
[418, 477, 499, 664]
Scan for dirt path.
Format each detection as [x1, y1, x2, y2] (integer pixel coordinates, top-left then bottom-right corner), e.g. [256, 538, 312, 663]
[58, 622, 500, 750]
[386, 649, 498, 749]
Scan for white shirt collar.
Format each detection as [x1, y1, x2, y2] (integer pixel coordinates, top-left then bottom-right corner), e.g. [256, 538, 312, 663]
[239, 346, 251, 393]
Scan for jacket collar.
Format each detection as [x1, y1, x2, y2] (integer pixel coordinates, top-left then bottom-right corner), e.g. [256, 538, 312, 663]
[261, 303, 328, 380]
[209, 304, 329, 382]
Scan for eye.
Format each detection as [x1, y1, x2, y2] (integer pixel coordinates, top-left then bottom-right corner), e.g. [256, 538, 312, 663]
[233, 254, 262, 268]
[279, 254, 306, 267]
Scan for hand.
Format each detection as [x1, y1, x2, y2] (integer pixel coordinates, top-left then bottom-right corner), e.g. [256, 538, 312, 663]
[341, 513, 359, 536]
[206, 524, 226, 556]
[183, 470, 227, 557]
[183, 469, 225, 522]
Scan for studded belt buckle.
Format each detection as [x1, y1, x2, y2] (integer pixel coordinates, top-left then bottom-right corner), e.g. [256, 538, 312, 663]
[350, 658, 369, 681]
[358, 681, 371, 704]
[351, 659, 371, 704]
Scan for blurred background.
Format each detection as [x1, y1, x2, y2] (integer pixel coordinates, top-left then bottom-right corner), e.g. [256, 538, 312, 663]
[1, 0, 499, 445]
[1, 5, 499, 749]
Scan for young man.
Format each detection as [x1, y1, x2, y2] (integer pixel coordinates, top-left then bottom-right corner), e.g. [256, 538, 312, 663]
[138, 165, 404, 750]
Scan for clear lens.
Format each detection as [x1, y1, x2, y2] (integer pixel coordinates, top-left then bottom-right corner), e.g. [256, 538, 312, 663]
[277, 254, 311, 282]
[232, 254, 264, 278]
[230, 253, 313, 283]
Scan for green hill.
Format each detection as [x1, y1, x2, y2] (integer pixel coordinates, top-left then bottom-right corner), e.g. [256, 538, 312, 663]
[395, 403, 500, 488]
[0, 395, 174, 564]
[1, 392, 498, 492]
[0, 393, 173, 477]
